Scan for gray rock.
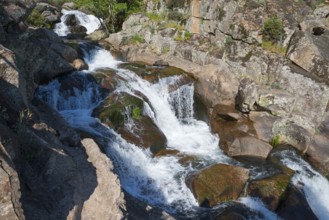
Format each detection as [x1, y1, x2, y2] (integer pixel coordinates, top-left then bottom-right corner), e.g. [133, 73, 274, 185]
[236, 78, 258, 113]
[250, 112, 278, 142]
[79, 139, 124, 220]
[11, 29, 75, 84]
[62, 2, 77, 10]
[86, 29, 108, 41]
[228, 136, 273, 159]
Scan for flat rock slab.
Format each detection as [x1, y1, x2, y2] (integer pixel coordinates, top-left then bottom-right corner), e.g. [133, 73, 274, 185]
[189, 164, 249, 207]
[228, 136, 273, 160]
[249, 111, 278, 142]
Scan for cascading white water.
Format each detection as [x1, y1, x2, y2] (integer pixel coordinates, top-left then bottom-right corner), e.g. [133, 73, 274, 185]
[37, 44, 329, 219]
[54, 9, 101, 36]
[279, 150, 329, 220]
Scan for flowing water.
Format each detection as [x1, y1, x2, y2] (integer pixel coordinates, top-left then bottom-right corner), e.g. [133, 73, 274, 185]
[41, 10, 329, 219]
[54, 9, 101, 36]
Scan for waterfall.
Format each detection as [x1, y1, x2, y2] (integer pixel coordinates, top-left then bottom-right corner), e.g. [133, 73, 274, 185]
[279, 150, 329, 220]
[54, 9, 101, 36]
[36, 43, 329, 219]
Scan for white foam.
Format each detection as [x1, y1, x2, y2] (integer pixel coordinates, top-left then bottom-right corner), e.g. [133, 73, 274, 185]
[54, 9, 101, 36]
[280, 150, 329, 220]
[239, 197, 282, 220]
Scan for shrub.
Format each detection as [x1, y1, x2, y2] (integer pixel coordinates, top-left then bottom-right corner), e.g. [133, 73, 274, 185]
[262, 17, 284, 43]
[27, 10, 52, 29]
[270, 135, 281, 147]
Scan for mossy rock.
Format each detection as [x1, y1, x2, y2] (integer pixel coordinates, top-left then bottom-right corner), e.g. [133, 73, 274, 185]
[93, 92, 167, 154]
[27, 9, 52, 29]
[188, 164, 249, 207]
[119, 63, 187, 83]
[247, 169, 294, 210]
[117, 116, 167, 154]
[93, 92, 144, 128]
[92, 68, 122, 92]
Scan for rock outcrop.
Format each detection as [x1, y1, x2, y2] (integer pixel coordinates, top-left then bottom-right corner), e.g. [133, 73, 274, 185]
[188, 164, 249, 207]
[106, 1, 329, 179]
[93, 92, 167, 154]
[0, 2, 125, 220]
[79, 139, 124, 220]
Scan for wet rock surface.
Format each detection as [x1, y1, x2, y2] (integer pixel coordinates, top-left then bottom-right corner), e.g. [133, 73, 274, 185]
[188, 164, 249, 207]
[93, 92, 167, 154]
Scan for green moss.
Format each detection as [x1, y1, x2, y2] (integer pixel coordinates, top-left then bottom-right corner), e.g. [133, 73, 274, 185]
[27, 10, 52, 29]
[131, 34, 145, 44]
[146, 12, 166, 22]
[132, 107, 141, 120]
[95, 93, 144, 128]
[174, 30, 192, 41]
[270, 135, 281, 147]
[261, 41, 286, 55]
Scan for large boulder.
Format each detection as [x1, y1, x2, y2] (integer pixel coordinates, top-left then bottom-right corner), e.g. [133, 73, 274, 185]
[93, 92, 167, 154]
[0, 0, 36, 29]
[288, 19, 329, 85]
[188, 164, 249, 207]
[80, 139, 124, 220]
[247, 170, 294, 210]
[9, 29, 76, 84]
[228, 136, 273, 160]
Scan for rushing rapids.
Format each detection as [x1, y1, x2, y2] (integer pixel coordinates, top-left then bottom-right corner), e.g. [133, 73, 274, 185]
[54, 9, 101, 36]
[38, 10, 329, 219]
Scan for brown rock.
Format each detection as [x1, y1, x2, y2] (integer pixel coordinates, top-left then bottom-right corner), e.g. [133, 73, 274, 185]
[80, 139, 124, 220]
[247, 170, 294, 210]
[249, 112, 278, 142]
[189, 164, 249, 207]
[228, 136, 273, 160]
[72, 58, 89, 71]
[307, 134, 329, 178]
[93, 92, 167, 154]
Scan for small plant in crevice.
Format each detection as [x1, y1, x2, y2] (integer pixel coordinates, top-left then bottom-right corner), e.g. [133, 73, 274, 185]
[261, 41, 286, 55]
[262, 17, 284, 43]
[270, 135, 281, 147]
[129, 34, 145, 44]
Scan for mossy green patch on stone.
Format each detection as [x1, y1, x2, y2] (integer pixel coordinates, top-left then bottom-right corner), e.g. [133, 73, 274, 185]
[93, 92, 144, 128]
[247, 169, 294, 210]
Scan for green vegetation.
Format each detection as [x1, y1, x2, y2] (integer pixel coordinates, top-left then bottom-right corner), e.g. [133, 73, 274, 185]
[146, 12, 166, 22]
[73, 0, 143, 32]
[174, 30, 192, 41]
[261, 41, 286, 55]
[132, 107, 141, 119]
[270, 135, 281, 147]
[132, 34, 145, 44]
[262, 17, 284, 43]
[27, 10, 52, 29]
